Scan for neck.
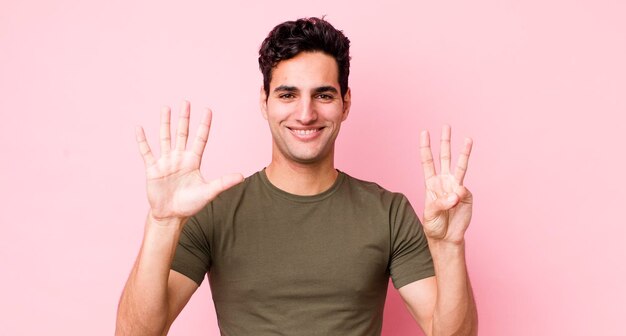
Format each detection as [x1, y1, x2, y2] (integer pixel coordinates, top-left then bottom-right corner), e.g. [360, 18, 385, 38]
[265, 152, 339, 196]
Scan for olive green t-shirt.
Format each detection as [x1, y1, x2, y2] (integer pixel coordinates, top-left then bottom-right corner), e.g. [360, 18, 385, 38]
[171, 169, 434, 335]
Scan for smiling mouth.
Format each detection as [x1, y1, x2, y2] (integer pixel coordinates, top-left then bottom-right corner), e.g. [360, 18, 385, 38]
[290, 128, 322, 135]
[287, 127, 325, 138]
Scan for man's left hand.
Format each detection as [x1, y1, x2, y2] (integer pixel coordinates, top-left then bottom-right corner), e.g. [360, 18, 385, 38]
[419, 125, 473, 245]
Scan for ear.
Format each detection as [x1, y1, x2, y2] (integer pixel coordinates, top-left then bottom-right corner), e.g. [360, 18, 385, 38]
[259, 85, 268, 120]
[341, 87, 351, 121]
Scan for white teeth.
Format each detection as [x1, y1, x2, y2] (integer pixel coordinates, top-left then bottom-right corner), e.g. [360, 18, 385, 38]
[293, 129, 319, 135]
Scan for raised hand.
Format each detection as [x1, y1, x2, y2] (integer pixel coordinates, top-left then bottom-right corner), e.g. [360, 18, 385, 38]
[135, 101, 244, 222]
[419, 125, 473, 244]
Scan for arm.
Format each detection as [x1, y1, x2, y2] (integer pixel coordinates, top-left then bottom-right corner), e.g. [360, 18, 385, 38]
[399, 242, 477, 336]
[115, 216, 197, 335]
[115, 102, 243, 335]
[399, 125, 478, 335]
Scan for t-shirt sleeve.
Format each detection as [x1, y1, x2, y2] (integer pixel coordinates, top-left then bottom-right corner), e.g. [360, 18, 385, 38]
[388, 193, 435, 289]
[171, 205, 213, 286]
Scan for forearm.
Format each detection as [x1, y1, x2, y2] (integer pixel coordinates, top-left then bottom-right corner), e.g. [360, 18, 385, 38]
[428, 239, 477, 336]
[116, 214, 186, 336]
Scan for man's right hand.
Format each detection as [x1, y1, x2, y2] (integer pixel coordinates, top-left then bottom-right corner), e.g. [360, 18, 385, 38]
[135, 101, 244, 224]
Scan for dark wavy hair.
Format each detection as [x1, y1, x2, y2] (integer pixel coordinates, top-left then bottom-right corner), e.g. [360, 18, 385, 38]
[258, 17, 351, 100]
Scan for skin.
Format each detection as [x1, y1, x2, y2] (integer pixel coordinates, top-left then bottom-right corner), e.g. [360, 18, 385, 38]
[115, 103, 243, 335]
[398, 126, 478, 335]
[260, 51, 351, 195]
[116, 51, 477, 335]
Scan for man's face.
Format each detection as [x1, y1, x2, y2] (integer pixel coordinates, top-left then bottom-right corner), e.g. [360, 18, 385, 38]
[260, 51, 351, 166]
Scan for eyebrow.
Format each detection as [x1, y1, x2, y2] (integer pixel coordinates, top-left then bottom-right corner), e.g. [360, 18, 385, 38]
[273, 85, 298, 93]
[273, 85, 339, 94]
[313, 86, 338, 94]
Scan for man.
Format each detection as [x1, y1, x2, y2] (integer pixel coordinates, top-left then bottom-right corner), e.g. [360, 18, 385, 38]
[116, 17, 477, 335]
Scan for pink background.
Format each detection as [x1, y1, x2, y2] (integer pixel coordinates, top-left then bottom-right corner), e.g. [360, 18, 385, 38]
[1, 0, 625, 335]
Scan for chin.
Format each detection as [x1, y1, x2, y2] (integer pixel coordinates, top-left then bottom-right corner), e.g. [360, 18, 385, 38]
[287, 148, 334, 165]
[288, 154, 323, 164]
[274, 140, 334, 165]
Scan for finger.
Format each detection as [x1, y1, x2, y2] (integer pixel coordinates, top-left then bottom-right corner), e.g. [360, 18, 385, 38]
[204, 173, 245, 201]
[423, 190, 459, 221]
[454, 185, 473, 203]
[420, 130, 436, 180]
[175, 100, 191, 151]
[135, 126, 156, 167]
[191, 108, 212, 160]
[160, 106, 172, 155]
[440, 125, 451, 174]
[454, 137, 473, 184]
[432, 191, 460, 211]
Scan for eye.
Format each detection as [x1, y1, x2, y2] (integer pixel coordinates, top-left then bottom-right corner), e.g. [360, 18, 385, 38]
[316, 94, 334, 100]
[279, 93, 295, 99]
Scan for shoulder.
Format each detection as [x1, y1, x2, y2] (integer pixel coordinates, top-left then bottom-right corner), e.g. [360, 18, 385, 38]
[339, 171, 410, 208]
[340, 171, 407, 199]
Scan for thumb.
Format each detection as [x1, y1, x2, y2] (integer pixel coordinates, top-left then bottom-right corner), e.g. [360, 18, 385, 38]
[204, 173, 245, 201]
[429, 191, 459, 211]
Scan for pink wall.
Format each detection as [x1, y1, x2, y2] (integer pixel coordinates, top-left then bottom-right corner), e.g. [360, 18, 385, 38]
[1, 0, 625, 335]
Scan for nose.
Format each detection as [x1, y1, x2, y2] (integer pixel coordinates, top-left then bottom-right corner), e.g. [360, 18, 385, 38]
[295, 97, 318, 125]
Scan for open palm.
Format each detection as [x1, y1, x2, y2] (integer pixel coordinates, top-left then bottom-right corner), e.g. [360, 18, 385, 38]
[419, 125, 473, 244]
[136, 101, 243, 221]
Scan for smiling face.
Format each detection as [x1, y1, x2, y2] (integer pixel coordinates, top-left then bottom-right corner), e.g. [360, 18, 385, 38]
[261, 51, 351, 166]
